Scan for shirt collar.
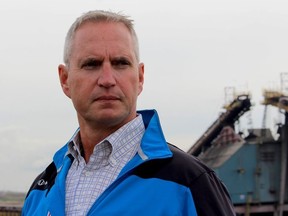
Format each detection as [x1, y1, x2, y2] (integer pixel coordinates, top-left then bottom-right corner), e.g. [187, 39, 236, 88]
[68, 114, 145, 166]
[105, 114, 145, 166]
[67, 132, 83, 164]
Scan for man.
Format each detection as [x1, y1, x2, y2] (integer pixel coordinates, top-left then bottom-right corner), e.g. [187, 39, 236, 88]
[22, 10, 236, 215]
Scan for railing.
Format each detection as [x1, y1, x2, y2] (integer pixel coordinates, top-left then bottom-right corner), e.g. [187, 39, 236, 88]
[0, 206, 21, 216]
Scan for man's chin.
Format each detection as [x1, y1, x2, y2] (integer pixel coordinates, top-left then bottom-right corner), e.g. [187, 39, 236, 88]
[93, 110, 130, 127]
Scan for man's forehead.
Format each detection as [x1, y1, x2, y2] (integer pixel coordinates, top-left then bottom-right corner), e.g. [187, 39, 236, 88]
[76, 21, 129, 34]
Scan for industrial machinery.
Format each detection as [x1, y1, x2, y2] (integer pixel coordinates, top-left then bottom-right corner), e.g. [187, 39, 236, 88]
[187, 93, 252, 156]
[188, 74, 288, 216]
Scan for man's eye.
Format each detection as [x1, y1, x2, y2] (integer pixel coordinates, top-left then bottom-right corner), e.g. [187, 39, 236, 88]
[112, 59, 131, 69]
[81, 59, 102, 69]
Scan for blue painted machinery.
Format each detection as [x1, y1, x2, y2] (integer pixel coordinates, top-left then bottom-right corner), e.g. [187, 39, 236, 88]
[188, 92, 288, 215]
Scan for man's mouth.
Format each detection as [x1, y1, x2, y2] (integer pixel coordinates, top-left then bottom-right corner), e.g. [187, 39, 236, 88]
[96, 96, 120, 101]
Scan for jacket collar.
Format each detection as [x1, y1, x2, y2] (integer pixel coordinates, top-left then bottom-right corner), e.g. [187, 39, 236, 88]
[53, 109, 172, 169]
[137, 109, 172, 160]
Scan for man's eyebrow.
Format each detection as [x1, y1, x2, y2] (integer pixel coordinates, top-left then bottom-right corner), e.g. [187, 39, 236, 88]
[80, 57, 102, 64]
[111, 55, 133, 62]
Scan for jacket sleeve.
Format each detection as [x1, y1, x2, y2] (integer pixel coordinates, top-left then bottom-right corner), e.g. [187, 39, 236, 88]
[190, 170, 236, 216]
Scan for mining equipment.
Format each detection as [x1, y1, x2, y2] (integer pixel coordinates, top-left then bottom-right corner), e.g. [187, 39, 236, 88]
[187, 74, 288, 216]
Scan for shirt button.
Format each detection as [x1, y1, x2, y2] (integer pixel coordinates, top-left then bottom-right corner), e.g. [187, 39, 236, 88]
[84, 171, 91, 177]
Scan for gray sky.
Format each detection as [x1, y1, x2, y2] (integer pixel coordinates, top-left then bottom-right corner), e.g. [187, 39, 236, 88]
[1, 0, 287, 192]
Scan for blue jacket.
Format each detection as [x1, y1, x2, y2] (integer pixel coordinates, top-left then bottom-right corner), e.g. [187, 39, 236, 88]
[22, 110, 235, 216]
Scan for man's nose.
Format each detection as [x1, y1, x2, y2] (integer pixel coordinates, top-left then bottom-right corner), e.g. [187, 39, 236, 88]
[97, 63, 116, 88]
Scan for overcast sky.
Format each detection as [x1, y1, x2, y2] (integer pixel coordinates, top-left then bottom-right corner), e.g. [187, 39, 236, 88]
[1, 0, 287, 192]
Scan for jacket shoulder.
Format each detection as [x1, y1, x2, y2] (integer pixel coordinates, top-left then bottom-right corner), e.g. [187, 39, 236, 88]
[168, 144, 236, 216]
[132, 143, 214, 187]
[25, 144, 71, 198]
[25, 161, 57, 198]
[167, 143, 214, 182]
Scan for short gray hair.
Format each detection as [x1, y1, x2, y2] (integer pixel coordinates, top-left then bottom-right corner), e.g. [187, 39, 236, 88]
[63, 10, 140, 66]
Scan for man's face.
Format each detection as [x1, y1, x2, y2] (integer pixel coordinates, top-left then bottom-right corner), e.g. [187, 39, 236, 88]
[59, 22, 144, 130]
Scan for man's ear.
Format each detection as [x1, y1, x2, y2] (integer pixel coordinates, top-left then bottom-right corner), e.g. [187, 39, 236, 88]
[58, 64, 71, 98]
[137, 63, 144, 95]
